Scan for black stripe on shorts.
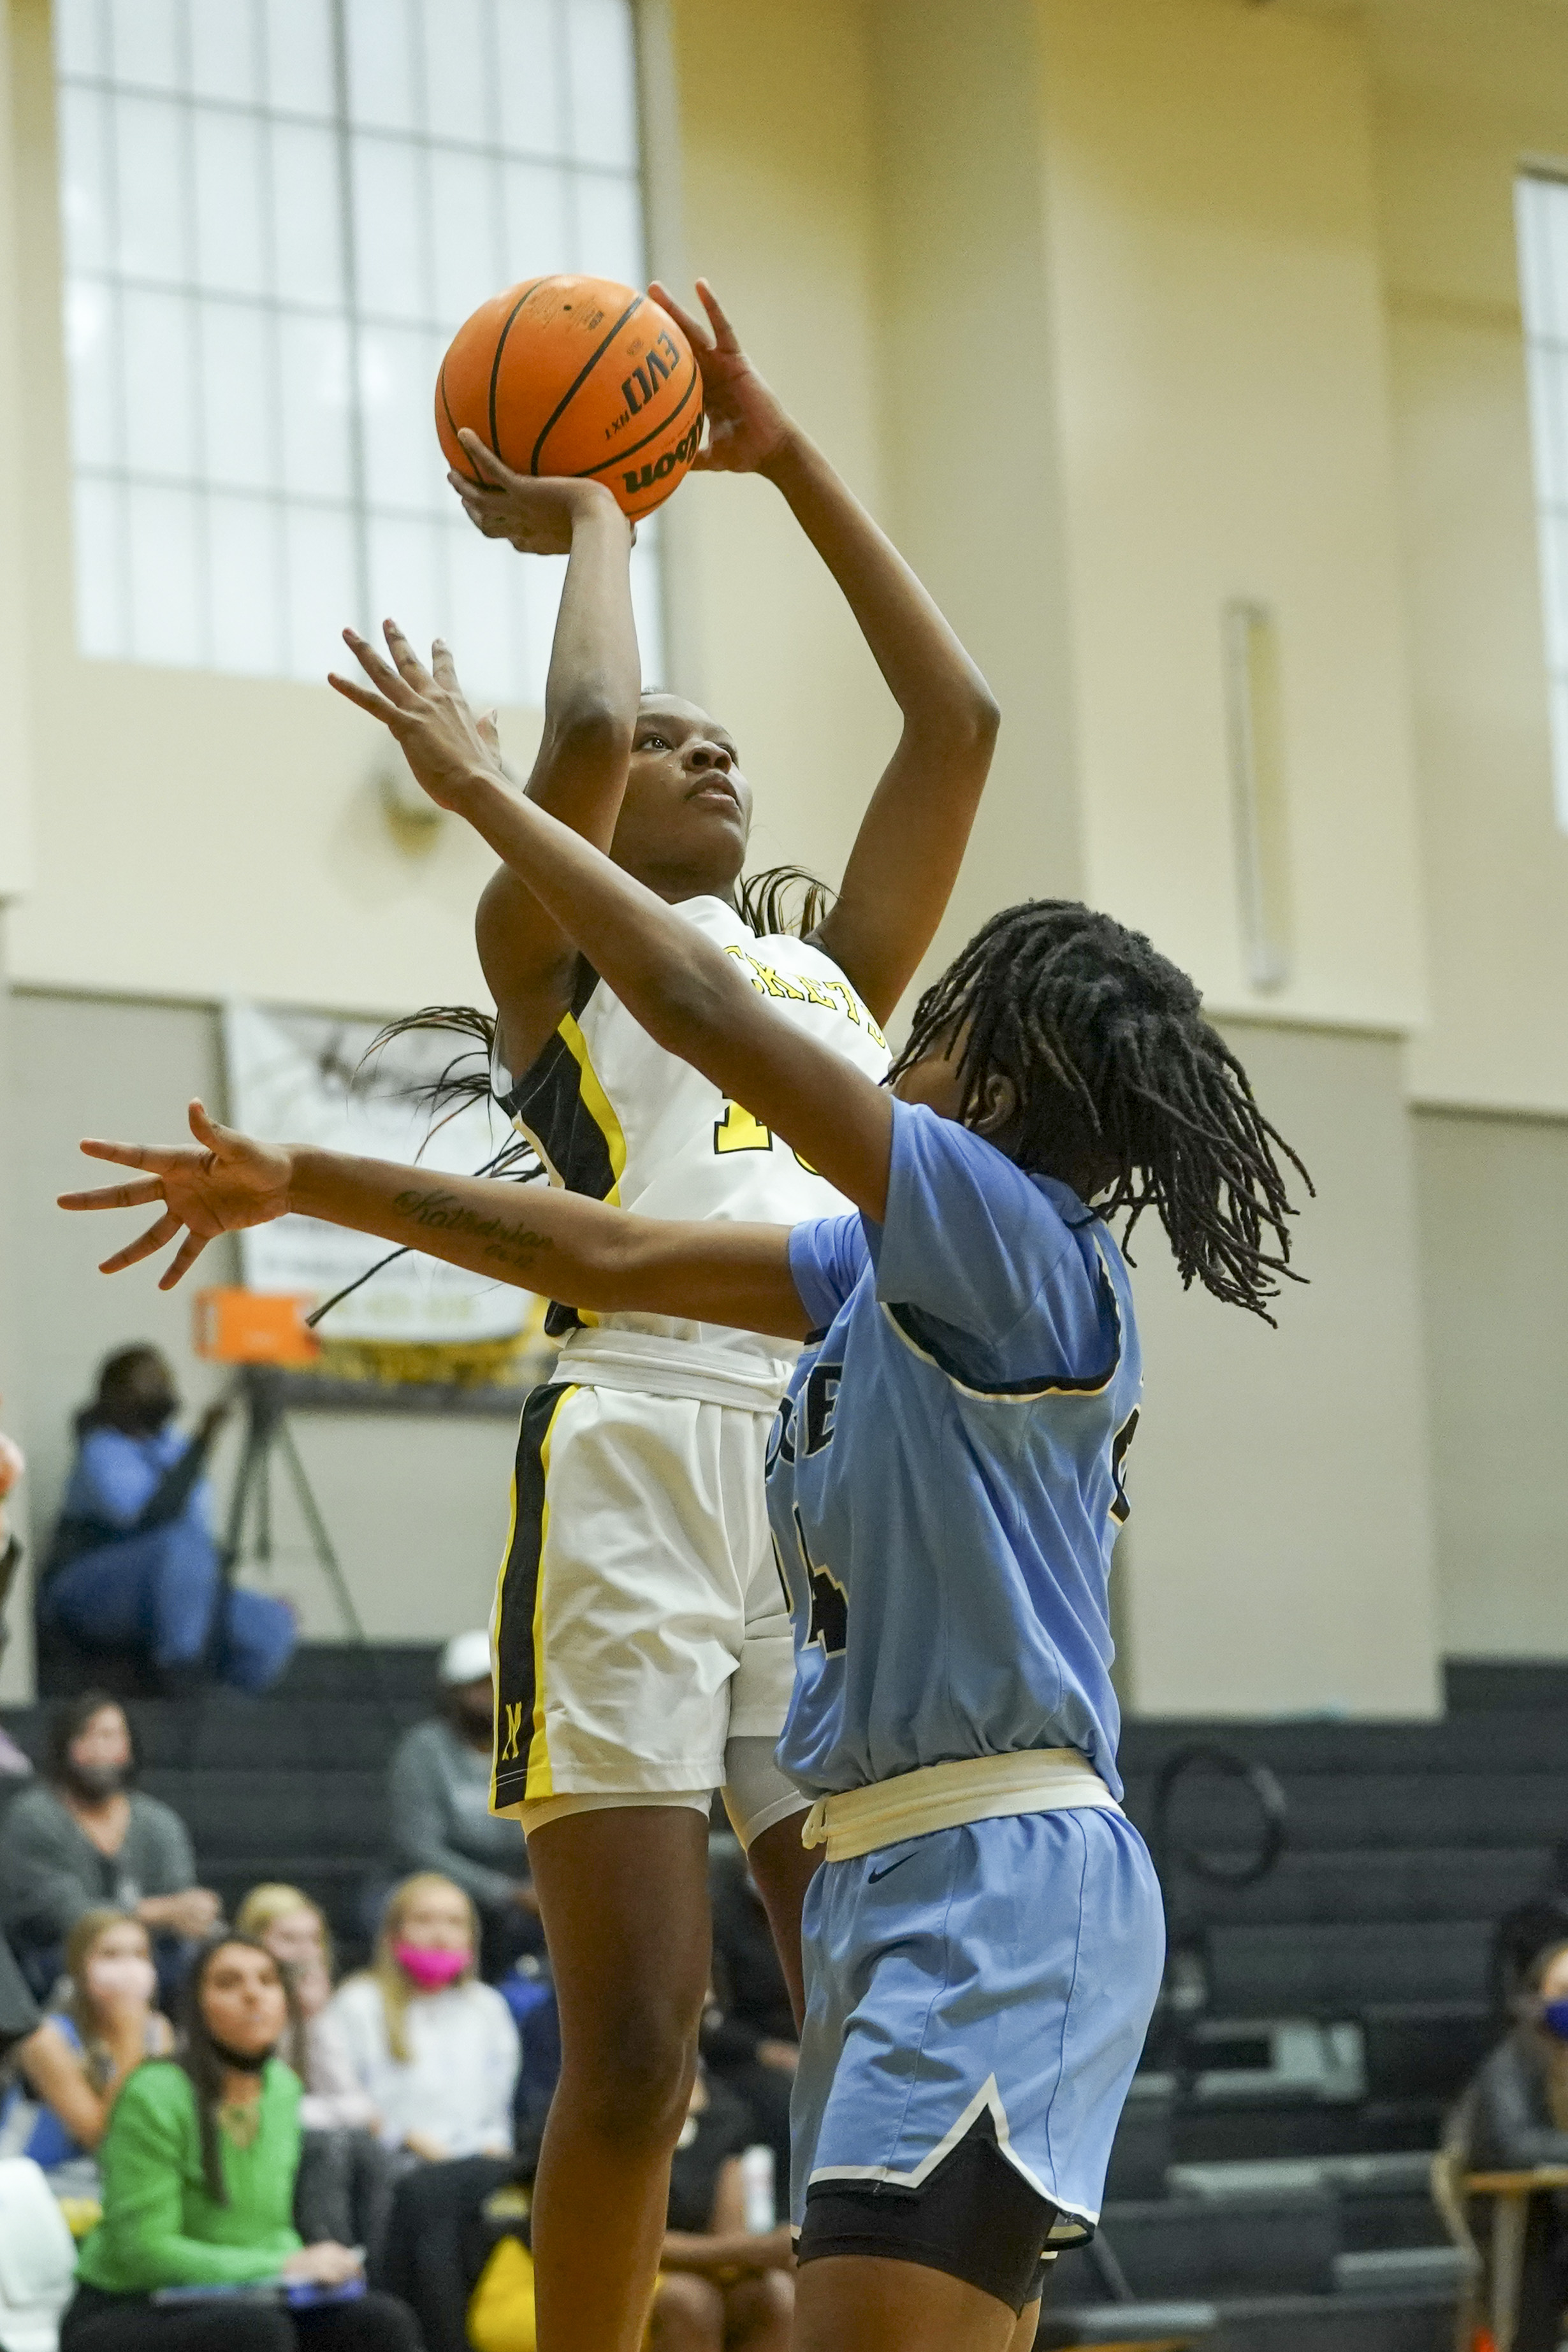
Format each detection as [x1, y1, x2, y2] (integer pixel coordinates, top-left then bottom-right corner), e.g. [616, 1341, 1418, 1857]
[492, 1383, 574, 1814]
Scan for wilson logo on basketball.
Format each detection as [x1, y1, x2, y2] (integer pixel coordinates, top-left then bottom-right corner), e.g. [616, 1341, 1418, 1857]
[623, 417, 703, 499]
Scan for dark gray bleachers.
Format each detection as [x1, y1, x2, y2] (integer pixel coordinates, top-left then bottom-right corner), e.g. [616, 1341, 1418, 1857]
[2, 1643, 436, 1960]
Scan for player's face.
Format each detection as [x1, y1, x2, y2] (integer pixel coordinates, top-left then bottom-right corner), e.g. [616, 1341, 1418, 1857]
[611, 695, 753, 901]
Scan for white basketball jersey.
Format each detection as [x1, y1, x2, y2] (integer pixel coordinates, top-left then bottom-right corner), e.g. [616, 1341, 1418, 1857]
[495, 896, 891, 1407]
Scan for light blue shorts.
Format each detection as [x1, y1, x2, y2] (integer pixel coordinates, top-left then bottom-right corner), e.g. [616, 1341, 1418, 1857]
[792, 1806, 1165, 2235]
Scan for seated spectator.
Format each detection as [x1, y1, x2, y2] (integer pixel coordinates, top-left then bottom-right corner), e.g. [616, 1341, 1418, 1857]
[235, 1889, 374, 2137]
[327, 1875, 518, 2164]
[386, 1632, 541, 1981]
[381, 2064, 791, 2352]
[0, 1694, 221, 2000]
[59, 1933, 420, 2349]
[702, 1843, 797, 2193]
[1456, 1937, 1568, 2352]
[10, 1908, 172, 2184]
[236, 1885, 392, 2263]
[40, 1346, 295, 1696]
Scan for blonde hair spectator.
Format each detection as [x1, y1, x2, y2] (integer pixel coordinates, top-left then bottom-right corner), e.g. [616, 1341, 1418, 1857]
[326, 1873, 517, 2165]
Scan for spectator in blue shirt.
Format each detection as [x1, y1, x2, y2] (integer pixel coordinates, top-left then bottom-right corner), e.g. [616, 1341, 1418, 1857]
[41, 1346, 295, 1695]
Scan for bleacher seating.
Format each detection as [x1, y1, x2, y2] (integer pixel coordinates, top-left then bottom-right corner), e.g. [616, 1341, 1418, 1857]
[1046, 1660, 1568, 2352]
[10, 1642, 436, 1966]
[2, 1646, 1561, 2352]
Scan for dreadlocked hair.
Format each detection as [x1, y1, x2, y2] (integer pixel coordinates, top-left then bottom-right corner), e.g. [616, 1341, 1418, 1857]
[355, 1005, 539, 1179]
[736, 865, 836, 939]
[889, 899, 1314, 1323]
[291, 1005, 543, 1332]
[363, 1004, 498, 1112]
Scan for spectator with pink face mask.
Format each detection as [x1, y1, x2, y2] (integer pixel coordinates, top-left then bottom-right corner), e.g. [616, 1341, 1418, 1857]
[9, 1908, 172, 2182]
[324, 1875, 518, 2165]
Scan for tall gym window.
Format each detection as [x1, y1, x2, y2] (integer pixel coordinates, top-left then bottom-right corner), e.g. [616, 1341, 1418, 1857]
[1518, 170, 1568, 832]
[54, 0, 664, 701]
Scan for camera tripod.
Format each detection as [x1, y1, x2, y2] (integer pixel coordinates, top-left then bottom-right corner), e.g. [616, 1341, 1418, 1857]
[218, 1365, 396, 1720]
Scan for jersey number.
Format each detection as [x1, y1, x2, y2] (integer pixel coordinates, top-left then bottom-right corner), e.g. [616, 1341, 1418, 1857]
[713, 1100, 773, 1154]
[795, 1506, 848, 1658]
[713, 1099, 818, 1175]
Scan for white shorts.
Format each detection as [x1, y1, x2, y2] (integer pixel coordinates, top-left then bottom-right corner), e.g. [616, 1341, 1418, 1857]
[490, 1380, 798, 1820]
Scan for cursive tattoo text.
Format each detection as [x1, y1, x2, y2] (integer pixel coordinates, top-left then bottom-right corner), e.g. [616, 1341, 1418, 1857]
[392, 1187, 555, 1274]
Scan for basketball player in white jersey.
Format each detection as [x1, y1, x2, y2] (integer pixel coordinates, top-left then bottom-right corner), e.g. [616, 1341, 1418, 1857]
[333, 282, 999, 2352]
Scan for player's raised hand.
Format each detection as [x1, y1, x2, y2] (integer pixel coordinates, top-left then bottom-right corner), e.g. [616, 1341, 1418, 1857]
[329, 622, 504, 811]
[447, 433, 624, 553]
[649, 279, 792, 475]
[59, 1100, 294, 1289]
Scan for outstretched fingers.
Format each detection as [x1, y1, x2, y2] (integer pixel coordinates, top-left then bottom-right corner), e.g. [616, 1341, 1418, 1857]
[338, 625, 420, 707]
[76, 1137, 177, 1173]
[58, 1175, 166, 1213]
[648, 279, 713, 354]
[380, 618, 435, 693]
[99, 1208, 184, 1275]
[327, 668, 402, 723]
[429, 638, 464, 694]
[693, 278, 741, 352]
[159, 1231, 212, 1291]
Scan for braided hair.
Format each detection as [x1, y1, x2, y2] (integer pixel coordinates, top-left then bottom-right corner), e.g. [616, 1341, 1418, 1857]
[889, 900, 1312, 1322]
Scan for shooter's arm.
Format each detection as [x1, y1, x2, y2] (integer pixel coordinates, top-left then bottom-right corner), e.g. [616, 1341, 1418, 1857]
[655, 280, 999, 1024]
[466, 470, 642, 1075]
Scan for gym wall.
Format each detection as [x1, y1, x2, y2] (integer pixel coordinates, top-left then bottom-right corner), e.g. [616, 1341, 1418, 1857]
[7, 987, 518, 1701]
[1, 0, 1565, 1707]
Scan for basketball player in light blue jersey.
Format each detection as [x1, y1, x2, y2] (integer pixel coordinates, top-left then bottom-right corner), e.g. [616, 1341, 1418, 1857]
[66, 642, 1312, 2352]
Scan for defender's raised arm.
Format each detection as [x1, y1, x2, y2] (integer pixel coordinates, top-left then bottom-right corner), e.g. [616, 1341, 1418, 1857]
[328, 630, 897, 1223]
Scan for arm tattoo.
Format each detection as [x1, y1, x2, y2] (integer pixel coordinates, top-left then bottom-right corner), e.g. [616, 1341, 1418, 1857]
[392, 1187, 555, 1273]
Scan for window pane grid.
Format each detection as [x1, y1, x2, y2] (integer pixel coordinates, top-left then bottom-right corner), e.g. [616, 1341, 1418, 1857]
[55, 0, 658, 697]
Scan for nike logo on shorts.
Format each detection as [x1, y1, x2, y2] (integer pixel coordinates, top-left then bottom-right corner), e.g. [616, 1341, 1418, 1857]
[867, 1852, 917, 1884]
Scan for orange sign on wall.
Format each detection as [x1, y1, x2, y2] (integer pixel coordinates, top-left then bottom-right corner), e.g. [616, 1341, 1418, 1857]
[194, 1289, 319, 1368]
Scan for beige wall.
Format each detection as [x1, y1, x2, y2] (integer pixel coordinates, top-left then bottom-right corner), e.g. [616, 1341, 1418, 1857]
[864, 0, 1087, 979]
[1371, 0, 1568, 1112]
[0, 2, 33, 899]
[1412, 1103, 1568, 1661]
[1038, 0, 1426, 1034]
[1117, 1021, 1441, 1719]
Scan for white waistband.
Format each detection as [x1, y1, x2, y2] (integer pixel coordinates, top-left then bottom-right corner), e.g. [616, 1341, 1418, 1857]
[799, 1749, 1121, 1864]
[553, 1327, 791, 1412]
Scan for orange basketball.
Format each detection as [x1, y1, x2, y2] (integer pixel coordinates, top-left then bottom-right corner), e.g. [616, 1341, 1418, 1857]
[436, 275, 703, 524]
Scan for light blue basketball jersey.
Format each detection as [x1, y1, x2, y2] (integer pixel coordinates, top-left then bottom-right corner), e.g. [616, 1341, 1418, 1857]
[771, 1098, 1142, 1802]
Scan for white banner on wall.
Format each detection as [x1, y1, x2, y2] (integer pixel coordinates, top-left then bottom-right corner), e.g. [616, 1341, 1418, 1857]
[222, 1001, 532, 1344]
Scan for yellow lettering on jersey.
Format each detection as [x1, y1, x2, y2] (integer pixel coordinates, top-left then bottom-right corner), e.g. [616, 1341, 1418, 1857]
[746, 957, 808, 1003]
[500, 1702, 523, 1763]
[715, 1100, 774, 1154]
[796, 975, 837, 1010]
[793, 1149, 819, 1174]
[723, 944, 770, 998]
[820, 981, 860, 1026]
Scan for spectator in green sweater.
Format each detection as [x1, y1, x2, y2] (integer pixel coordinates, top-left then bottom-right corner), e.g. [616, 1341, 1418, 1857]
[61, 1935, 420, 2351]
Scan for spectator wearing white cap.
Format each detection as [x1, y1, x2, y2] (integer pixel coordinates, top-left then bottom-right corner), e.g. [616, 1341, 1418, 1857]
[386, 1632, 542, 1982]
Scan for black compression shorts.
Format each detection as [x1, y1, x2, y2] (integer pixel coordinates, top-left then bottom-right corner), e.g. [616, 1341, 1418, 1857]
[796, 2114, 1060, 2315]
